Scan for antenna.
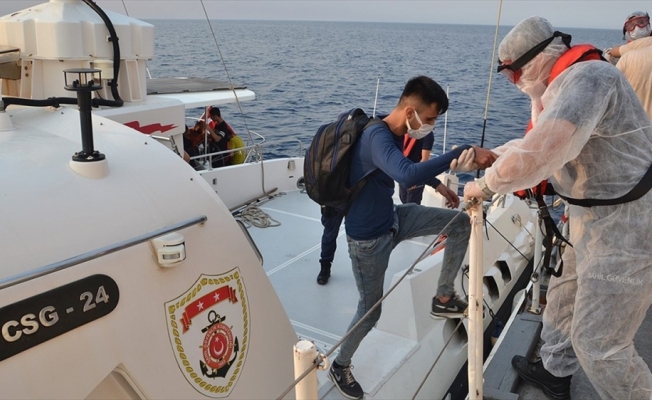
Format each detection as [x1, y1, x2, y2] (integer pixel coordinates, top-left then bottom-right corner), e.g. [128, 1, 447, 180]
[372, 77, 380, 118]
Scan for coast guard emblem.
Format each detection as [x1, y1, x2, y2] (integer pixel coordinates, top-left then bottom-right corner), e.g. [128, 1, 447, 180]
[165, 269, 249, 397]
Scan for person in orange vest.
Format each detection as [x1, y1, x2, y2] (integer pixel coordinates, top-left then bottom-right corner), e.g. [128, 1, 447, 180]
[399, 131, 435, 204]
[464, 16, 652, 399]
[201, 106, 237, 167]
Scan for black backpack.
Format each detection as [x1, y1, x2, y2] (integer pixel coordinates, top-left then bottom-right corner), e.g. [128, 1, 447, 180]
[304, 108, 384, 214]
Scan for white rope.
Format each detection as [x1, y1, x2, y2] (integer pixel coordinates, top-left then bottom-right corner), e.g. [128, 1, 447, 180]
[233, 194, 283, 229]
[237, 204, 281, 229]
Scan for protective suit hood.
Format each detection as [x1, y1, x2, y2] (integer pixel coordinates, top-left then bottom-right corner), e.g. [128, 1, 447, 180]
[498, 16, 569, 123]
[623, 11, 650, 40]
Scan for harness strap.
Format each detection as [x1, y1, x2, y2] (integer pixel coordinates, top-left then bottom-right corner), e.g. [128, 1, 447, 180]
[558, 161, 652, 207]
[534, 191, 572, 278]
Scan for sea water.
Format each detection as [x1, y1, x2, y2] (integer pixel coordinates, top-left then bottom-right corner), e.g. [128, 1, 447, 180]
[147, 19, 622, 175]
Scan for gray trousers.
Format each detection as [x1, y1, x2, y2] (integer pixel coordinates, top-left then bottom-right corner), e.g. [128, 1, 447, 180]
[541, 196, 652, 399]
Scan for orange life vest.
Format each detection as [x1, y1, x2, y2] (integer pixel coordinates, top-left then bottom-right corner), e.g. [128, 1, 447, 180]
[403, 136, 417, 157]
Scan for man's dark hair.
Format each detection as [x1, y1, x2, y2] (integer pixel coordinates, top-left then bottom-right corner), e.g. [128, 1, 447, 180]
[399, 76, 448, 114]
[209, 107, 221, 118]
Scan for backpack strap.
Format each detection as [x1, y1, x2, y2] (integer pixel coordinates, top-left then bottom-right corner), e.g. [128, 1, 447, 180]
[352, 118, 388, 183]
[341, 118, 387, 215]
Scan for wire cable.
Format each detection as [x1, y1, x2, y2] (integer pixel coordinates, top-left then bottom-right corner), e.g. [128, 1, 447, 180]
[274, 201, 479, 400]
[477, 0, 503, 178]
[411, 319, 466, 400]
[199, 1, 254, 148]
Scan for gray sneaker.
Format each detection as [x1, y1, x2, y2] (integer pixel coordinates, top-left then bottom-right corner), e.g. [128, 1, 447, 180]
[329, 362, 364, 399]
[431, 294, 468, 318]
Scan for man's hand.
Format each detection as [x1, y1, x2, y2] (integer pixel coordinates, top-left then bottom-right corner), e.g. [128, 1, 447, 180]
[472, 146, 498, 169]
[463, 180, 490, 203]
[436, 183, 460, 209]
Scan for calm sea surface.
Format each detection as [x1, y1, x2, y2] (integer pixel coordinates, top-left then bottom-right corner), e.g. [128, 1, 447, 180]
[146, 20, 621, 164]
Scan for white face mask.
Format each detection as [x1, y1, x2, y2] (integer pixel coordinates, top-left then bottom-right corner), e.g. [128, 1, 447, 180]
[406, 110, 434, 139]
[630, 25, 651, 40]
[516, 59, 550, 124]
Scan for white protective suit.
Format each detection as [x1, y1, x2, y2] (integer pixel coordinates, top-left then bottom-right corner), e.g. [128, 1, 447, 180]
[487, 16, 652, 399]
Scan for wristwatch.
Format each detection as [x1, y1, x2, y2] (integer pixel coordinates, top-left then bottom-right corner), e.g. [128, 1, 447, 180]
[476, 177, 496, 196]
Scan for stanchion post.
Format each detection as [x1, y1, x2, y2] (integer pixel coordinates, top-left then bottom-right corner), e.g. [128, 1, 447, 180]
[468, 200, 484, 399]
[293, 340, 318, 400]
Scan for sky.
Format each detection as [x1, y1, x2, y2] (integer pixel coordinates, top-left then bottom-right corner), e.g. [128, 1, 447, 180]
[1, 1, 650, 30]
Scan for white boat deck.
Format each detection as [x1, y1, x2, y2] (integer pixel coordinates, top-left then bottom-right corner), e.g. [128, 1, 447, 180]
[243, 189, 443, 397]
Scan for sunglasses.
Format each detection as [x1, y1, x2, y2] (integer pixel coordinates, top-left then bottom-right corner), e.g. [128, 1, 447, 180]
[624, 16, 650, 32]
[497, 31, 572, 83]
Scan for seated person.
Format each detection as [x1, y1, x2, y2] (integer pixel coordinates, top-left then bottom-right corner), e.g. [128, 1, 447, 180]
[197, 106, 241, 167]
[183, 123, 205, 168]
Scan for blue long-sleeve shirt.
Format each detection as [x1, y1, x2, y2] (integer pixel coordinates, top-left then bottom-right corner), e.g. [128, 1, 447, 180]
[345, 121, 471, 240]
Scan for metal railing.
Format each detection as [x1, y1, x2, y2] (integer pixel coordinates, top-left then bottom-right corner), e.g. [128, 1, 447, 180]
[189, 132, 305, 171]
[0, 215, 207, 291]
[188, 129, 265, 169]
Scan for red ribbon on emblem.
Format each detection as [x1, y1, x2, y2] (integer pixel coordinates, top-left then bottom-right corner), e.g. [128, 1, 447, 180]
[180, 285, 238, 332]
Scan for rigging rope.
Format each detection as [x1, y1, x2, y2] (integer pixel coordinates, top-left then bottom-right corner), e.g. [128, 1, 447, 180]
[411, 319, 466, 400]
[199, 1, 254, 148]
[274, 198, 497, 400]
[485, 218, 532, 263]
[477, 0, 504, 178]
[120, 0, 129, 16]
[199, 1, 273, 196]
[274, 194, 529, 399]
[236, 204, 281, 229]
[233, 194, 283, 228]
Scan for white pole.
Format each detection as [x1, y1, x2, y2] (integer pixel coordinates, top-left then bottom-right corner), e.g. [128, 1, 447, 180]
[443, 84, 449, 154]
[293, 340, 319, 400]
[468, 199, 484, 399]
[529, 217, 544, 314]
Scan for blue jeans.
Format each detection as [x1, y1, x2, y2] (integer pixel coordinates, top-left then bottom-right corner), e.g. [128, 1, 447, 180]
[320, 206, 344, 263]
[399, 184, 425, 205]
[335, 203, 470, 366]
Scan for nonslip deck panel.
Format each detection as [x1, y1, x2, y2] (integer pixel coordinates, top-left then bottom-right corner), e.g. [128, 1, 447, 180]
[483, 312, 543, 398]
